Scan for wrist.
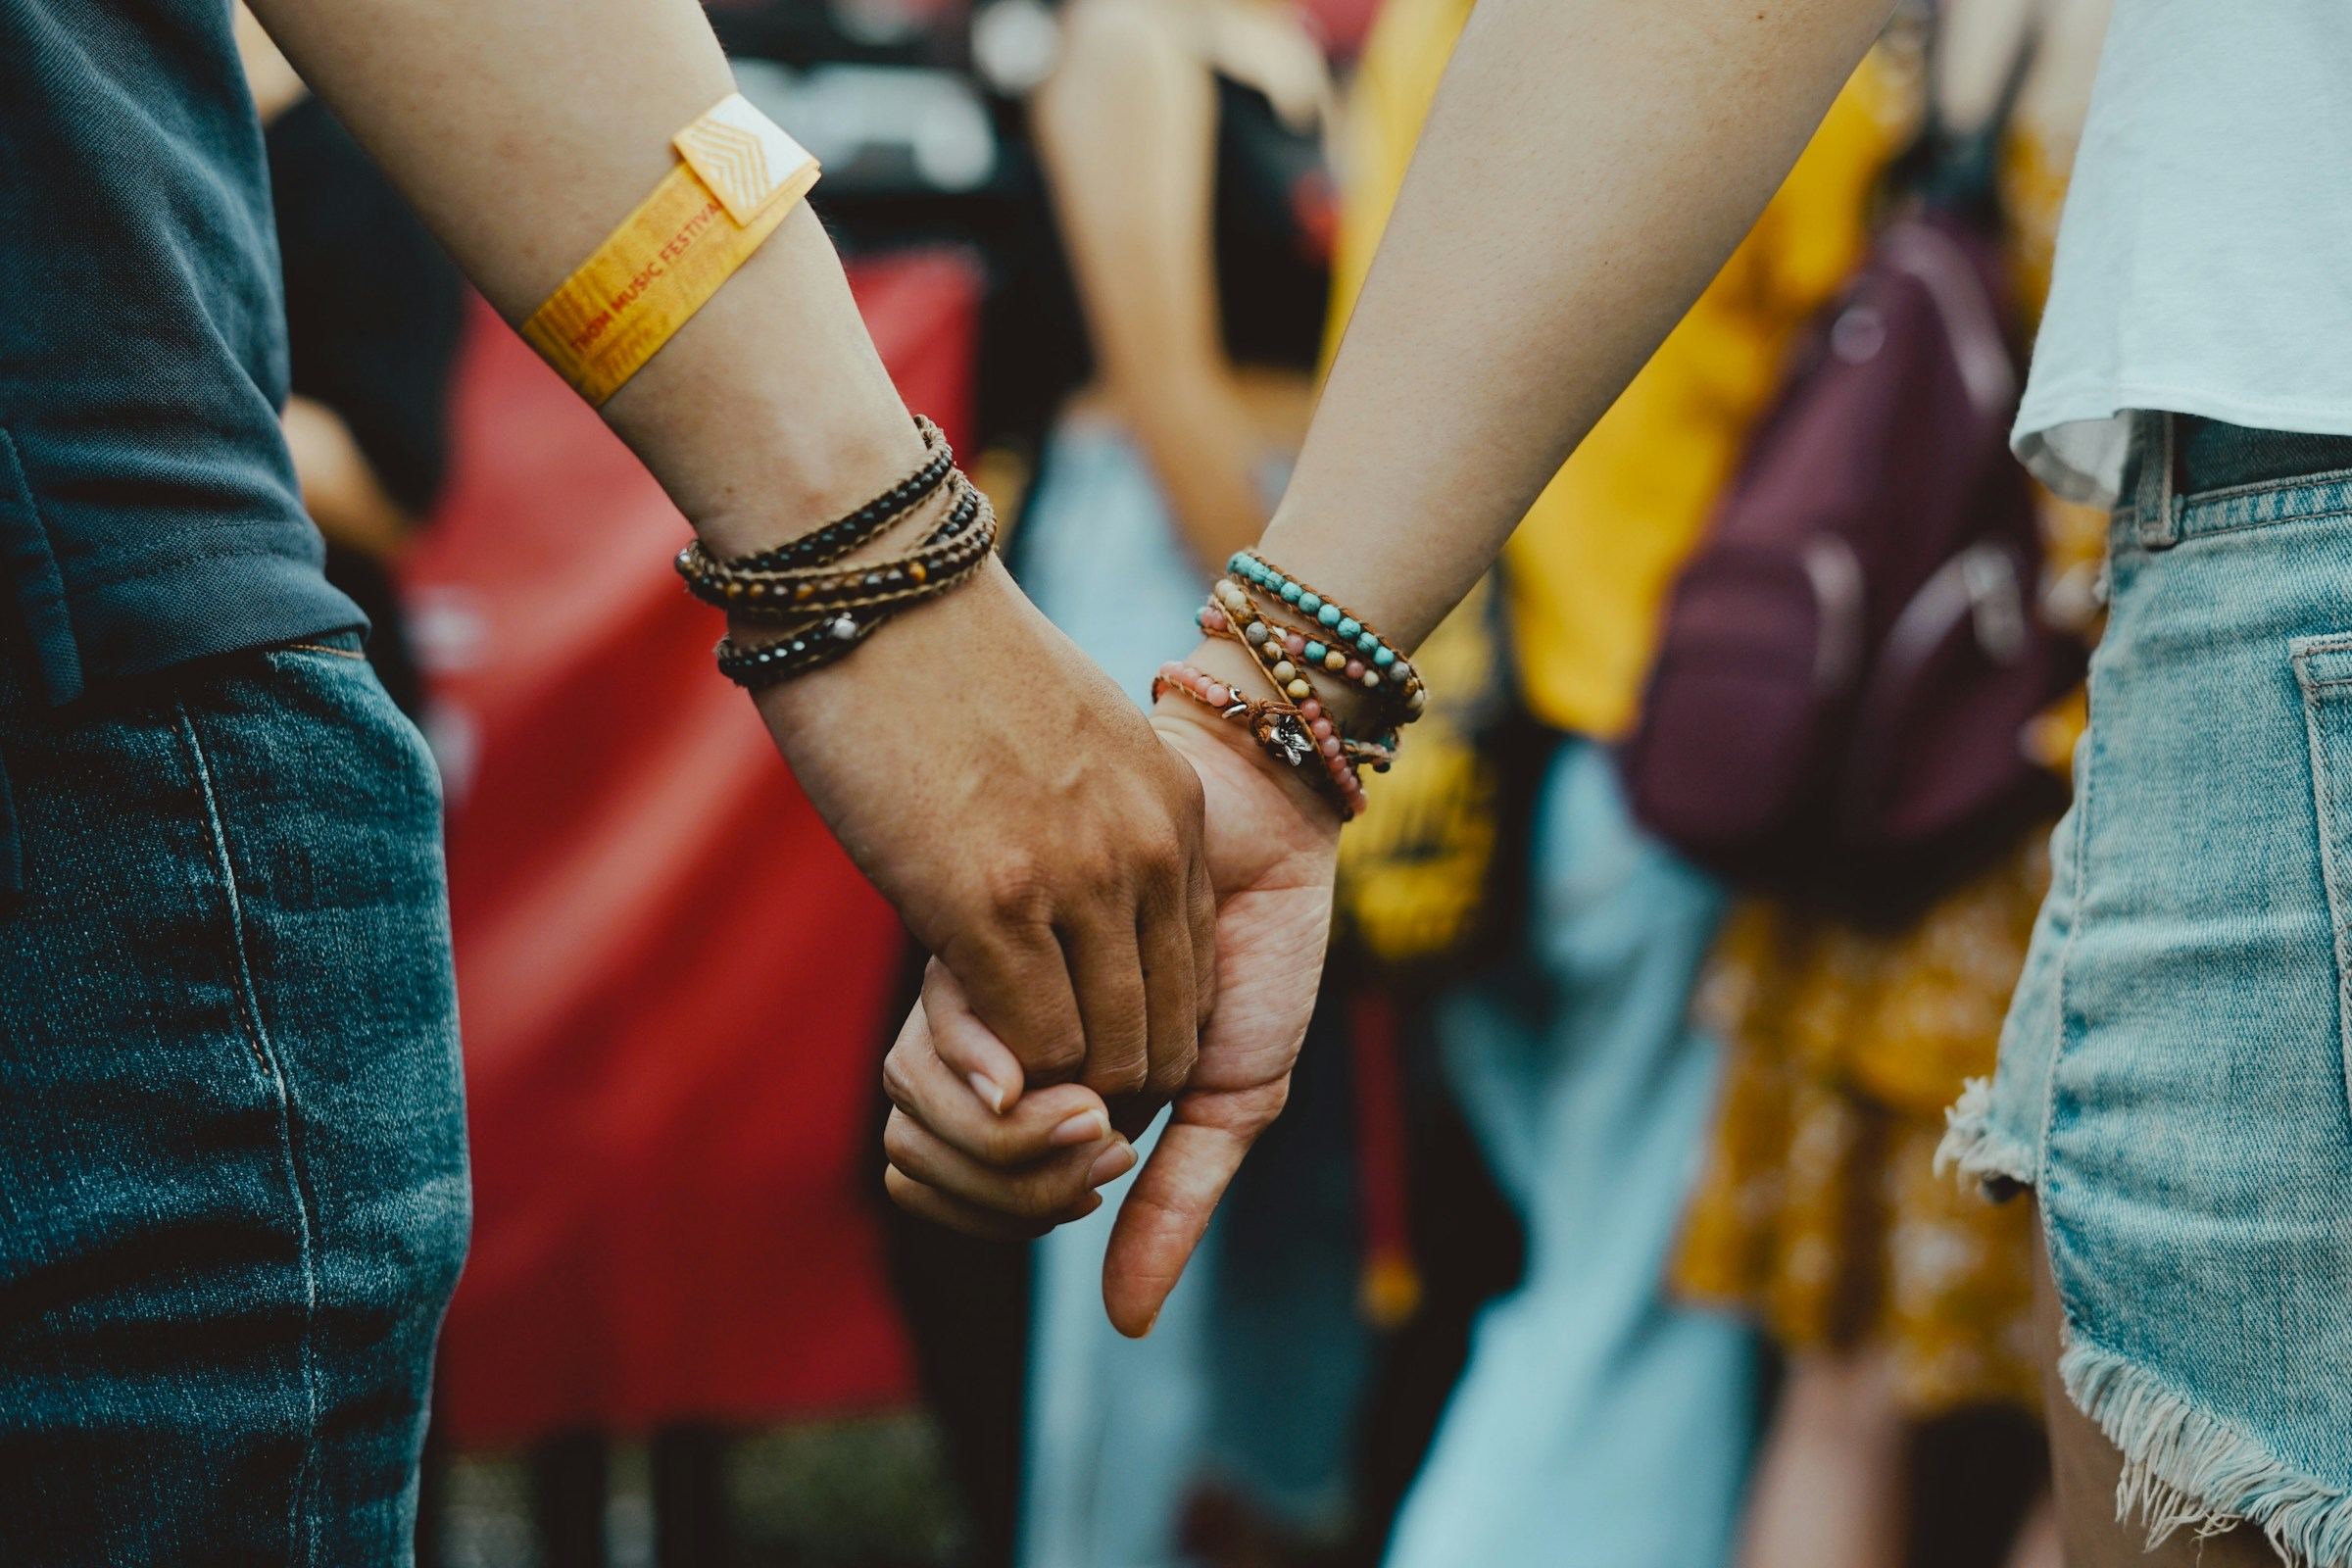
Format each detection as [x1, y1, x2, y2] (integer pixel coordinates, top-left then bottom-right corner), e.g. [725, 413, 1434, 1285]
[598, 209, 932, 562]
[744, 553, 1026, 734]
[1178, 624, 1389, 738]
[690, 410, 933, 564]
[1152, 639, 1347, 829]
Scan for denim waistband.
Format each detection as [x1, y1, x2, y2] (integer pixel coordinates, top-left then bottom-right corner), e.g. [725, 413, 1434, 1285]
[2119, 413, 2352, 551]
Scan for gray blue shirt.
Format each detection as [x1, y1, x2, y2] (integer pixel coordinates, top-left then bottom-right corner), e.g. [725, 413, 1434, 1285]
[1, 0, 362, 705]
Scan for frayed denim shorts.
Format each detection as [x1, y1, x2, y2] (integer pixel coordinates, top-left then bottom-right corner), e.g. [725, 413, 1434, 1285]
[1944, 414, 2352, 1567]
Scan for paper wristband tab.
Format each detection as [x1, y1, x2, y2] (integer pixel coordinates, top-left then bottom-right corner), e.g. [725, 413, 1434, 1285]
[521, 93, 819, 406]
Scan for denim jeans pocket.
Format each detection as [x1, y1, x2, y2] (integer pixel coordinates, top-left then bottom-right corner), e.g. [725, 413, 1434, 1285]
[2290, 632, 2352, 1131]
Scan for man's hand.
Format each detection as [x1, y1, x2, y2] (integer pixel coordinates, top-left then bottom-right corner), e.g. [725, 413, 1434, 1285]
[882, 688, 1340, 1337]
[762, 560, 1219, 1109]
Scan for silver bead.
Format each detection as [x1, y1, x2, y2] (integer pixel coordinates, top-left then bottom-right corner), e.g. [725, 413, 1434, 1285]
[830, 615, 858, 641]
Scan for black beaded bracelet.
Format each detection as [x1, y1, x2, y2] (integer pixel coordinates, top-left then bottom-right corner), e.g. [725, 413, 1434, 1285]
[724, 415, 954, 574]
[711, 484, 999, 691]
[676, 471, 991, 621]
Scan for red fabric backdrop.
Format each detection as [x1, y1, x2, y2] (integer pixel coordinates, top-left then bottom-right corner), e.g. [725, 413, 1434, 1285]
[409, 251, 983, 1446]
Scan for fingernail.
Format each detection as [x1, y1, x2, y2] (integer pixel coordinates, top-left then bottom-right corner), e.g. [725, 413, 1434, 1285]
[968, 1072, 1006, 1114]
[1088, 1140, 1138, 1189]
[1051, 1110, 1108, 1148]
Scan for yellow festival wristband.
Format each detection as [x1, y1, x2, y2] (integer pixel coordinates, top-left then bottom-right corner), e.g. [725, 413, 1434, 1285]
[521, 94, 820, 406]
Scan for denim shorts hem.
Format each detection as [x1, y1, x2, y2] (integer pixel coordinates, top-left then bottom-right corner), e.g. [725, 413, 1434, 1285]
[2059, 1332, 2352, 1568]
[1935, 1077, 2036, 1197]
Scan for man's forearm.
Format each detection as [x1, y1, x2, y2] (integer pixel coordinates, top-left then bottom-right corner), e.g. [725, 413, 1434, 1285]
[247, 0, 924, 558]
[250, 0, 1221, 1111]
[1255, 0, 1895, 650]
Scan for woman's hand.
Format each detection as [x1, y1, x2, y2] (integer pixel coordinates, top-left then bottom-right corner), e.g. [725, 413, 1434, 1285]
[883, 682, 1340, 1337]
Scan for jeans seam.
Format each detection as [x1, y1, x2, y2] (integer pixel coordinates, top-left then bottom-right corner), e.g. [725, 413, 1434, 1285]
[2291, 645, 2352, 1141]
[2178, 464, 2352, 512]
[2177, 502, 2352, 546]
[175, 700, 323, 1567]
[2034, 657, 2095, 1200]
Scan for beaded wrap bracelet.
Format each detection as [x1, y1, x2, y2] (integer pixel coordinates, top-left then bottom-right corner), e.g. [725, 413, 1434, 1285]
[710, 481, 995, 688]
[1199, 582, 1407, 749]
[1154, 661, 1392, 819]
[1221, 551, 1427, 721]
[729, 415, 952, 573]
[677, 467, 995, 621]
[1159, 555, 1423, 821]
[673, 412, 999, 692]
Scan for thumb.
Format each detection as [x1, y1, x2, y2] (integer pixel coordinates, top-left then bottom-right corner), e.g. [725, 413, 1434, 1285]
[1099, 1114, 1253, 1338]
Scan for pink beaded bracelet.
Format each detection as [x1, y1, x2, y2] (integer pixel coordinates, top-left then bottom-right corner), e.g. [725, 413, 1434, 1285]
[1153, 660, 1373, 818]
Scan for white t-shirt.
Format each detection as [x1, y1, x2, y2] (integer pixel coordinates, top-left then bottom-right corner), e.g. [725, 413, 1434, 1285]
[2016, 0, 2352, 503]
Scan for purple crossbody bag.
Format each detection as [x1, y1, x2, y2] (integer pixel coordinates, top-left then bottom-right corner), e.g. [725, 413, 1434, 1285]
[1619, 203, 2082, 921]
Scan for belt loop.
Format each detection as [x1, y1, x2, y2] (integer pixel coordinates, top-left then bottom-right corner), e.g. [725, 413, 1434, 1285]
[2134, 411, 2180, 550]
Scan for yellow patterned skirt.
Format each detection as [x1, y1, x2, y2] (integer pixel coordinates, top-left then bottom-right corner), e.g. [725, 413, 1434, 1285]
[1671, 832, 2053, 1416]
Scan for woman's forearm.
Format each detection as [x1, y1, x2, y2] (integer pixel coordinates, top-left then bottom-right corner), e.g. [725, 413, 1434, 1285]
[1255, 0, 1894, 649]
[246, 0, 924, 557]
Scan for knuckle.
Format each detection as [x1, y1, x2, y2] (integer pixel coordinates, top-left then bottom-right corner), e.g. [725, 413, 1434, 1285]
[1011, 1168, 1085, 1222]
[880, 1051, 919, 1111]
[1164, 751, 1205, 817]
[884, 1167, 926, 1217]
[1145, 1043, 1198, 1102]
[1066, 844, 1123, 899]
[1024, 1035, 1087, 1083]
[1088, 1053, 1150, 1102]
[881, 1112, 923, 1171]
[981, 857, 1054, 922]
[978, 1115, 1026, 1167]
[1139, 835, 1185, 892]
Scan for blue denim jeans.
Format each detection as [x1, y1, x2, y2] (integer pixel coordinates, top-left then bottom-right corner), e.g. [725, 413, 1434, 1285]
[0, 630, 468, 1564]
[1946, 414, 2352, 1567]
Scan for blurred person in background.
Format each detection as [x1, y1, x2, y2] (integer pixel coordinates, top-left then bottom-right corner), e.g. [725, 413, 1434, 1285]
[1007, 1, 1379, 1561]
[1672, 10, 2110, 1568]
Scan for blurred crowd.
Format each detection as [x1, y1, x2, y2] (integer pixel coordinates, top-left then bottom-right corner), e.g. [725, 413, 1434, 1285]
[247, 0, 2117, 1563]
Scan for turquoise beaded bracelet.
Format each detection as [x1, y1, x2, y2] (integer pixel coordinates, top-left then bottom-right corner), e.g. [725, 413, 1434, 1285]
[1223, 551, 1427, 720]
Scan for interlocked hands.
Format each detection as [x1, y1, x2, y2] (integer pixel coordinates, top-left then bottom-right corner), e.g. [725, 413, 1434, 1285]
[881, 700, 1340, 1336]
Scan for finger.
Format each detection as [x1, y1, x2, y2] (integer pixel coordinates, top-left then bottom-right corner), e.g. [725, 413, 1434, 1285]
[1100, 1115, 1255, 1339]
[1136, 871, 1200, 1107]
[917, 959, 1027, 1114]
[1063, 908, 1151, 1102]
[884, 1106, 1136, 1225]
[884, 1002, 1114, 1167]
[941, 922, 1087, 1086]
[886, 1164, 1100, 1240]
